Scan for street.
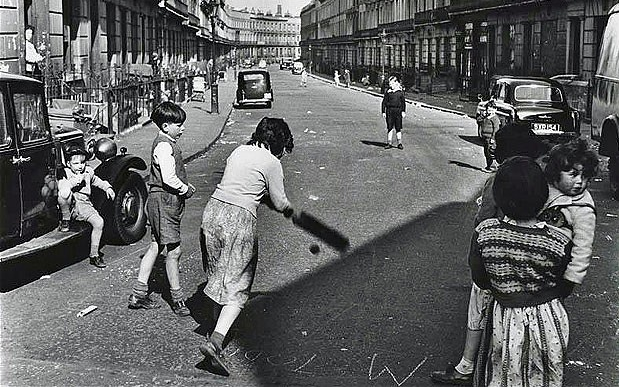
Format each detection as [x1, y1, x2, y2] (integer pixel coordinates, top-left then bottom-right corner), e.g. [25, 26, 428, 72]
[1, 68, 618, 387]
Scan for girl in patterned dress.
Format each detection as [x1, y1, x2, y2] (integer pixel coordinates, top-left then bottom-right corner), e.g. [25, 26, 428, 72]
[469, 156, 572, 387]
[198, 117, 295, 375]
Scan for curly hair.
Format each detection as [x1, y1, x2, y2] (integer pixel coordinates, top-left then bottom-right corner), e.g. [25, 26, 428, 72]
[493, 156, 549, 220]
[544, 138, 599, 183]
[247, 117, 294, 156]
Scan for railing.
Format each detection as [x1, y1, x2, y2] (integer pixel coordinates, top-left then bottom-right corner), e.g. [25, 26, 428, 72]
[41, 62, 203, 134]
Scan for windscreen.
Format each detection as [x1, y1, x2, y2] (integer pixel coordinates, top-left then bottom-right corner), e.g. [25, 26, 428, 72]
[514, 85, 563, 102]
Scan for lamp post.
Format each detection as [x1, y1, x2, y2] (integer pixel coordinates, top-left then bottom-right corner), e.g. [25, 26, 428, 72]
[201, 0, 223, 114]
[379, 29, 387, 90]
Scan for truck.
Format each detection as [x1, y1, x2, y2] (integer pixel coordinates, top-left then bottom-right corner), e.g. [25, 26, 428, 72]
[591, 3, 619, 200]
[0, 72, 148, 262]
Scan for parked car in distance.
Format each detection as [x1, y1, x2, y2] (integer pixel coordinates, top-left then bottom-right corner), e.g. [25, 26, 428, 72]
[258, 59, 268, 69]
[235, 69, 273, 108]
[280, 57, 294, 70]
[0, 72, 148, 262]
[292, 61, 304, 75]
[476, 76, 580, 141]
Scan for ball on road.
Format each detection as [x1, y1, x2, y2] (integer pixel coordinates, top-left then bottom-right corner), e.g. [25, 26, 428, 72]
[309, 244, 320, 255]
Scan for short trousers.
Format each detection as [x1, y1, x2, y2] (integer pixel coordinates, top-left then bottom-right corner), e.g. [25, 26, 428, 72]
[146, 190, 185, 246]
[385, 108, 403, 132]
[467, 282, 493, 330]
[72, 197, 101, 222]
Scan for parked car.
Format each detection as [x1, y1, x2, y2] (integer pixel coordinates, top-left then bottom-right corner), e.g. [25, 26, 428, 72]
[280, 57, 294, 70]
[258, 59, 268, 69]
[476, 76, 580, 142]
[292, 61, 304, 75]
[234, 69, 273, 108]
[0, 72, 148, 262]
[242, 59, 253, 68]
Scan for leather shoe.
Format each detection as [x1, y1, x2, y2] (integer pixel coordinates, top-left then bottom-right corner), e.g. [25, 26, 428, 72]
[199, 340, 230, 376]
[128, 294, 161, 310]
[90, 255, 106, 268]
[430, 365, 472, 386]
[172, 299, 190, 317]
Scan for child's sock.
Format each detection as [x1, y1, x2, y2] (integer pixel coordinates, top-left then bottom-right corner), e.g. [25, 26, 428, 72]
[210, 331, 225, 350]
[396, 132, 402, 144]
[455, 357, 474, 375]
[170, 287, 185, 303]
[132, 281, 149, 299]
[387, 129, 394, 144]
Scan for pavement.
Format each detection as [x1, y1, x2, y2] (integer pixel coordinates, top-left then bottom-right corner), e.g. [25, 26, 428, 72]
[113, 68, 237, 170]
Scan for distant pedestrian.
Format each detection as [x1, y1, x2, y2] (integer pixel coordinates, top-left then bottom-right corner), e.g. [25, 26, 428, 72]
[334, 69, 340, 86]
[57, 146, 115, 268]
[300, 68, 308, 87]
[381, 75, 406, 149]
[128, 102, 196, 316]
[470, 156, 572, 387]
[344, 69, 351, 87]
[477, 102, 501, 172]
[198, 117, 295, 376]
[25, 25, 44, 77]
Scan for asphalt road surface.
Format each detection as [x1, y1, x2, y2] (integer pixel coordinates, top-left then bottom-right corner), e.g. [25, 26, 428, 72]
[1, 67, 617, 386]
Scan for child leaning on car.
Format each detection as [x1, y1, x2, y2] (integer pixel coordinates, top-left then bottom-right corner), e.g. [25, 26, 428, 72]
[58, 146, 115, 268]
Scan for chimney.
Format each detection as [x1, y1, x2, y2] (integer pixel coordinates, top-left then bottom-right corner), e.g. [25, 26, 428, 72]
[277, 4, 282, 16]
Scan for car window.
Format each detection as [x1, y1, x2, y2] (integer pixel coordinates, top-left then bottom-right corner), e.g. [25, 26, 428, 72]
[0, 91, 10, 147]
[497, 84, 507, 101]
[14, 92, 48, 143]
[243, 74, 265, 81]
[514, 85, 563, 102]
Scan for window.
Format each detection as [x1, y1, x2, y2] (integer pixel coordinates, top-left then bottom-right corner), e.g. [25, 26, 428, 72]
[0, 91, 9, 147]
[14, 93, 48, 143]
[514, 85, 563, 102]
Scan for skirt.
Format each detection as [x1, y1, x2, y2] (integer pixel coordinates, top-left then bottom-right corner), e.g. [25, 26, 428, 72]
[200, 198, 257, 307]
[474, 298, 569, 387]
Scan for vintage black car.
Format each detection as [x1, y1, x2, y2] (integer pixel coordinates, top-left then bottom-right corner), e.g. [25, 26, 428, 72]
[235, 69, 273, 108]
[0, 72, 148, 262]
[476, 76, 580, 141]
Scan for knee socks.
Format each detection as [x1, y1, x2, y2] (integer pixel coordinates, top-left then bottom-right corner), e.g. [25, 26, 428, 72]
[170, 287, 185, 303]
[132, 280, 149, 299]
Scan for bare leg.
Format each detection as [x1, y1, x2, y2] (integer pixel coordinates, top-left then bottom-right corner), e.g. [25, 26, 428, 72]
[86, 213, 104, 257]
[165, 243, 182, 291]
[137, 241, 163, 284]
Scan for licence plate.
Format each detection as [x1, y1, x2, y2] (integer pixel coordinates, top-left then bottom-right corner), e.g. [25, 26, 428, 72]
[533, 123, 561, 132]
[264, 92, 272, 99]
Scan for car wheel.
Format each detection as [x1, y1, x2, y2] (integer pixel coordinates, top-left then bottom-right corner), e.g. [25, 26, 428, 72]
[108, 171, 147, 244]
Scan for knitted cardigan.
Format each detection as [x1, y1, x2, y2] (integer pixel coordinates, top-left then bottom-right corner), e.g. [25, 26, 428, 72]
[469, 218, 572, 308]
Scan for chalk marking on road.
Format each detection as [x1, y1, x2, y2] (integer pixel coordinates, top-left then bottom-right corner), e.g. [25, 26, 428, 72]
[293, 353, 317, 373]
[245, 350, 264, 362]
[227, 348, 240, 357]
[311, 304, 358, 334]
[266, 354, 298, 366]
[368, 353, 428, 386]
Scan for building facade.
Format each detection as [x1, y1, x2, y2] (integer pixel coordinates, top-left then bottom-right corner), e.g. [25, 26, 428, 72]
[301, 0, 617, 100]
[227, 5, 301, 63]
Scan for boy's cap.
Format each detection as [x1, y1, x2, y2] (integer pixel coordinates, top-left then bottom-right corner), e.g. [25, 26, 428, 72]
[65, 145, 89, 158]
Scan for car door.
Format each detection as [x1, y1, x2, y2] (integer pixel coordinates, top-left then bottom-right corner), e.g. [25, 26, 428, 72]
[10, 81, 57, 234]
[0, 86, 21, 244]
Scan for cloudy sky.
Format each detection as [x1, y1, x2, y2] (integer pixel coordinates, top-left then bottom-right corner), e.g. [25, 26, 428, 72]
[225, 0, 312, 16]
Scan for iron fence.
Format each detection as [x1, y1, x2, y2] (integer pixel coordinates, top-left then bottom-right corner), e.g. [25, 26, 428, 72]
[42, 62, 203, 134]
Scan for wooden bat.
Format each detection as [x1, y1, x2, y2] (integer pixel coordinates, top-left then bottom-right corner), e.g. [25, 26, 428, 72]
[292, 211, 350, 252]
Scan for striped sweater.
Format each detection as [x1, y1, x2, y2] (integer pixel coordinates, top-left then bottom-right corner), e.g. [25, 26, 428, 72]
[469, 218, 572, 307]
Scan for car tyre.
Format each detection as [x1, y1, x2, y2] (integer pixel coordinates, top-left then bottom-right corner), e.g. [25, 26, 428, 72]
[609, 156, 619, 201]
[108, 171, 147, 244]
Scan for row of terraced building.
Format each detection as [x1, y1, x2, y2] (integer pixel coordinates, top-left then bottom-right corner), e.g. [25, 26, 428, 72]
[300, 0, 618, 101]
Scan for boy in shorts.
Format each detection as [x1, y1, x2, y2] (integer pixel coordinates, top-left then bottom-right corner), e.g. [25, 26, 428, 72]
[128, 102, 195, 316]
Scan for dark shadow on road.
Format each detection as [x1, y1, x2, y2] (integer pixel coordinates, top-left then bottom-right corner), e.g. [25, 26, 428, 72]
[360, 140, 390, 148]
[458, 135, 483, 147]
[449, 160, 485, 172]
[233, 104, 272, 110]
[221, 201, 479, 385]
[0, 236, 90, 292]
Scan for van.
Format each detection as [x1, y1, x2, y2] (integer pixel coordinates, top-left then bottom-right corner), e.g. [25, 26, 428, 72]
[591, 3, 619, 199]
